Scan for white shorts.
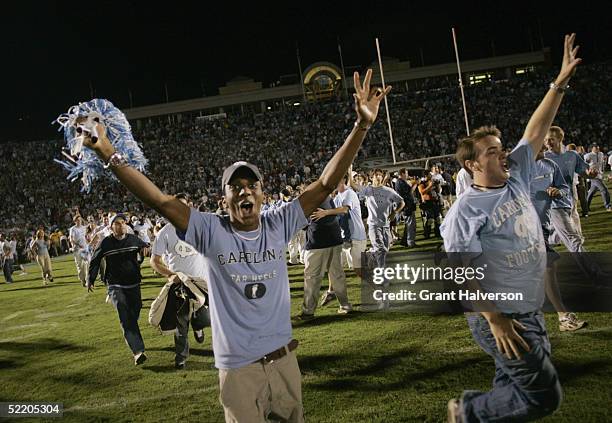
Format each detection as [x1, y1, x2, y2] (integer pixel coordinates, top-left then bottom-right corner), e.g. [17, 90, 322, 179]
[350, 240, 367, 269]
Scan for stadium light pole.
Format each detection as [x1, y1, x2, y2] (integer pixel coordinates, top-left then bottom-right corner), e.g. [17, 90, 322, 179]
[296, 43, 307, 103]
[337, 36, 349, 100]
[451, 27, 470, 136]
[375, 37, 397, 164]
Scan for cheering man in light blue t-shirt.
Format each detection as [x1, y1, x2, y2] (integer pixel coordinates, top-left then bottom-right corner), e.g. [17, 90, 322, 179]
[79, 69, 391, 423]
[443, 34, 581, 423]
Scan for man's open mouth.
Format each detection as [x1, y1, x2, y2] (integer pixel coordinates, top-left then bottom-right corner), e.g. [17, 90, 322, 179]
[240, 201, 254, 213]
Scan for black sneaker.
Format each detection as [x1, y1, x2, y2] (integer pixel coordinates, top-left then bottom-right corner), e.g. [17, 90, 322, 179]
[175, 361, 186, 370]
[193, 329, 205, 344]
[134, 352, 147, 366]
[295, 313, 315, 321]
[319, 291, 336, 307]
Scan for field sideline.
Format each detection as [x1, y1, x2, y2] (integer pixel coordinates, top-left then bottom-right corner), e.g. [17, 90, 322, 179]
[1, 191, 611, 422]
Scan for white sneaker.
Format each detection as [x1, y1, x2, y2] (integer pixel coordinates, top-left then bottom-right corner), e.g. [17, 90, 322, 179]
[559, 312, 587, 332]
[134, 352, 147, 366]
[193, 329, 205, 344]
[337, 305, 352, 314]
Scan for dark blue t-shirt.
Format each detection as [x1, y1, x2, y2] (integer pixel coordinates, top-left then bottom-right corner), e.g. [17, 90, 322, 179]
[305, 197, 343, 250]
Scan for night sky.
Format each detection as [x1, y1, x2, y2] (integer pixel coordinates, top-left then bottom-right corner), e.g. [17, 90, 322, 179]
[2, 1, 608, 142]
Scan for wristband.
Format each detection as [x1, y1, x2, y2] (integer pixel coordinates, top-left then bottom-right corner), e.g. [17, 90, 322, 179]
[103, 152, 128, 169]
[549, 82, 569, 93]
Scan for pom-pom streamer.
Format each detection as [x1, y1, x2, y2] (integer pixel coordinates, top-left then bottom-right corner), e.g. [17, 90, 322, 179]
[54, 99, 148, 192]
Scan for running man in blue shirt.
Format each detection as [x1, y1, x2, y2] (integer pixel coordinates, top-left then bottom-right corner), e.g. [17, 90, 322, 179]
[543, 126, 595, 251]
[443, 34, 581, 423]
[530, 147, 587, 332]
[79, 69, 390, 422]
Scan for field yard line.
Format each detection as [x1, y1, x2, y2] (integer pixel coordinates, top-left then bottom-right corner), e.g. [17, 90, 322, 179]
[0, 322, 58, 334]
[35, 308, 89, 320]
[0, 326, 58, 343]
[64, 386, 217, 412]
[1, 310, 31, 322]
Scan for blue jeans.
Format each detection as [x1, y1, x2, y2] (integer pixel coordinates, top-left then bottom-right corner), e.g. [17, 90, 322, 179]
[107, 286, 145, 355]
[401, 212, 416, 247]
[2, 258, 13, 283]
[462, 312, 562, 422]
[175, 302, 210, 365]
[368, 226, 390, 268]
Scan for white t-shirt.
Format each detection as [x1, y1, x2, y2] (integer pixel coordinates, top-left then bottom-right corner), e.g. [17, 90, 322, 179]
[133, 221, 152, 244]
[584, 151, 606, 180]
[95, 225, 112, 240]
[455, 168, 472, 198]
[69, 225, 88, 250]
[9, 240, 17, 259]
[152, 223, 206, 278]
[334, 188, 366, 241]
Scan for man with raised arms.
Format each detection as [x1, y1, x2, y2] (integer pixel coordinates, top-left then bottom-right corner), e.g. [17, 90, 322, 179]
[79, 69, 390, 422]
[442, 34, 581, 422]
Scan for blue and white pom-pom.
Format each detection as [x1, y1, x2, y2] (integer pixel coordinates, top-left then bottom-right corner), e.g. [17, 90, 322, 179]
[54, 99, 148, 192]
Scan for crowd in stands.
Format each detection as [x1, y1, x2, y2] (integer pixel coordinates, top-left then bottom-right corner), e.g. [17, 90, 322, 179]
[1, 62, 610, 245]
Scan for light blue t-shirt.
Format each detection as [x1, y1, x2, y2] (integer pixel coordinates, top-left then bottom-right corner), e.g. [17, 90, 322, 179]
[530, 158, 569, 228]
[441, 139, 546, 313]
[182, 200, 307, 369]
[34, 239, 49, 256]
[358, 185, 403, 228]
[544, 150, 588, 209]
[334, 188, 367, 241]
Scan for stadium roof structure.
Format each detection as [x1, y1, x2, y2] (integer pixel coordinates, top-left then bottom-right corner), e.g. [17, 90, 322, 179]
[123, 49, 550, 121]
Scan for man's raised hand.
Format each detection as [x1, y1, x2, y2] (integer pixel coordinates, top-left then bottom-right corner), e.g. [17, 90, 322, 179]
[353, 69, 391, 125]
[556, 33, 582, 85]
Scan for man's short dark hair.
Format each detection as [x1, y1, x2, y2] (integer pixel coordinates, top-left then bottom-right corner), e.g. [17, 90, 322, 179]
[175, 192, 190, 201]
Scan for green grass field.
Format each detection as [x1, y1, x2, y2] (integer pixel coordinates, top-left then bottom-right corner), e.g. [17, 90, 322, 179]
[1, 190, 612, 422]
